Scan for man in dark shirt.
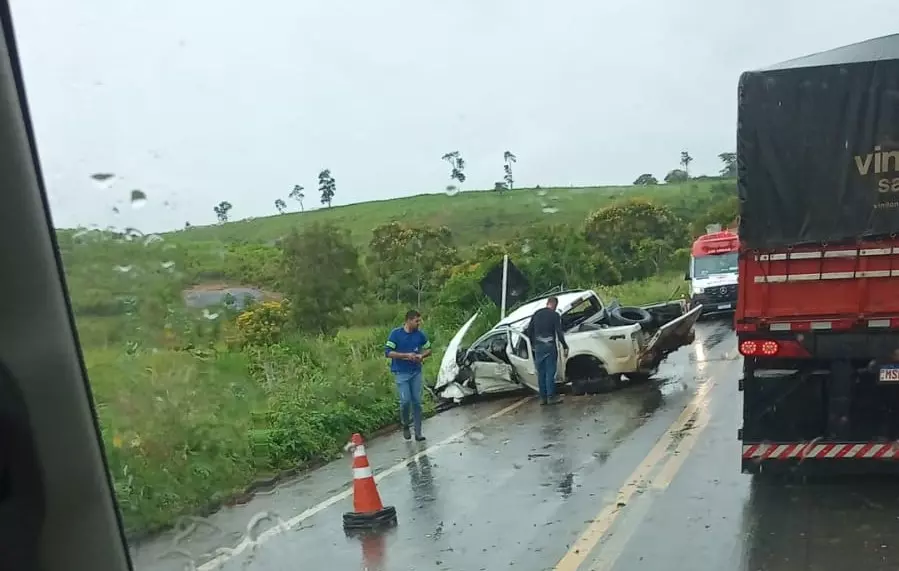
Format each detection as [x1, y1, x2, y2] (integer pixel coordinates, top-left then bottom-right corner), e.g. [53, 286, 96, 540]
[523, 296, 569, 405]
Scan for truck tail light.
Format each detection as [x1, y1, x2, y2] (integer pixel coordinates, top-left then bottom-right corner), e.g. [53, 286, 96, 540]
[738, 339, 810, 358]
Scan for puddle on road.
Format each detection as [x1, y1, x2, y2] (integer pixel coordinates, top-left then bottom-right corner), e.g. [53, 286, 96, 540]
[696, 318, 735, 352]
[345, 528, 393, 571]
[408, 454, 437, 506]
[647, 319, 736, 399]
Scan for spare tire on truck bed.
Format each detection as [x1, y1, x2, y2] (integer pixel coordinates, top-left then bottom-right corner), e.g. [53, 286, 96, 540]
[609, 306, 653, 327]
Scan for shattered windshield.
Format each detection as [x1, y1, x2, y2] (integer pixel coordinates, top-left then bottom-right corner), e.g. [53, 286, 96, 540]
[561, 295, 602, 329]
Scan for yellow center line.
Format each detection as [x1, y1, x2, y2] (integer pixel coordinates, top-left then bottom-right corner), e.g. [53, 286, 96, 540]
[553, 357, 729, 571]
[588, 399, 716, 571]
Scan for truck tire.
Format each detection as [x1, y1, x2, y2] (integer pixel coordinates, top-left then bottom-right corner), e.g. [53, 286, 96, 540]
[609, 306, 653, 327]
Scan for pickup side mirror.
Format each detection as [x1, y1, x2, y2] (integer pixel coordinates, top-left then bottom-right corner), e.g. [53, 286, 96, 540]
[684, 271, 691, 281]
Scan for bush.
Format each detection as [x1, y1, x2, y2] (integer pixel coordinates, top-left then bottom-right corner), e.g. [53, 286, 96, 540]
[690, 194, 739, 237]
[517, 225, 623, 291]
[368, 222, 460, 304]
[584, 199, 687, 281]
[281, 223, 364, 335]
[235, 300, 290, 346]
[246, 329, 435, 469]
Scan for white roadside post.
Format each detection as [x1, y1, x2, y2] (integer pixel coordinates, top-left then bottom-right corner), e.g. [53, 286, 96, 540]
[500, 254, 509, 320]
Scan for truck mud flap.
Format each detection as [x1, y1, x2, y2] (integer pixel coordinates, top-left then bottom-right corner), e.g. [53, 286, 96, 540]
[742, 441, 899, 475]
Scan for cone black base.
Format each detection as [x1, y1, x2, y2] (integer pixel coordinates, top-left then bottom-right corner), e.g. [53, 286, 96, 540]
[342, 505, 398, 531]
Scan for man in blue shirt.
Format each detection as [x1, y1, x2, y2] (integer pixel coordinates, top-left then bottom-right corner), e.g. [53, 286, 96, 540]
[385, 310, 432, 441]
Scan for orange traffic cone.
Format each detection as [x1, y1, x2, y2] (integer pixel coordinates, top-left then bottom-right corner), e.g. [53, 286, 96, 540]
[342, 433, 397, 531]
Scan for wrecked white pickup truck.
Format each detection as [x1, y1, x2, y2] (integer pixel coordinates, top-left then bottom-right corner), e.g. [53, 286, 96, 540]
[434, 289, 702, 402]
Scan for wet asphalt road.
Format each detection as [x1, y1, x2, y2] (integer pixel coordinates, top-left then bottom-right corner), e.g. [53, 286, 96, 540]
[131, 321, 899, 571]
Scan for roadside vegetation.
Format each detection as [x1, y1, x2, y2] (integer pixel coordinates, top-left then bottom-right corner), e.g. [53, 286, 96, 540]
[61, 169, 739, 537]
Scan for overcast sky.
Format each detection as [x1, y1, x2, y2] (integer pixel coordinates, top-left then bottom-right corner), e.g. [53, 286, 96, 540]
[8, 0, 899, 232]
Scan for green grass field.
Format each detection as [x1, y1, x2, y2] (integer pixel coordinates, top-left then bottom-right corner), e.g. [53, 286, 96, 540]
[61, 179, 732, 536]
[175, 178, 733, 249]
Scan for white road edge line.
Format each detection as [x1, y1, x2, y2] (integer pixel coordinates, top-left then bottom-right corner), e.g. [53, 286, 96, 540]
[197, 396, 532, 570]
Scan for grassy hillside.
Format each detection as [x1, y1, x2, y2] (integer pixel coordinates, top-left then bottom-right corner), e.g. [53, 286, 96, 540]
[174, 177, 734, 249]
[60, 178, 734, 327]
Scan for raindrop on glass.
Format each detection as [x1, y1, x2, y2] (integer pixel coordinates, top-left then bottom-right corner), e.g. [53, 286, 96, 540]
[131, 189, 148, 209]
[537, 190, 548, 197]
[542, 206, 559, 215]
[202, 309, 219, 320]
[143, 234, 164, 246]
[114, 265, 133, 273]
[112, 206, 120, 215]
[161, 261, 175, 269]
[445, 184, 459, 197]
[91, 173, 116, 190]
[521, 241, 532, 255]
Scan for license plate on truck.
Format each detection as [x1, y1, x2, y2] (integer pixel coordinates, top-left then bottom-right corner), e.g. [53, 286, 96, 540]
[718, 303, 732, 310]
[879, 364, 899, 383]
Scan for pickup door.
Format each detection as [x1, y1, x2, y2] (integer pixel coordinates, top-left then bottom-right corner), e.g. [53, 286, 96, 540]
[506, 330, 566, 394]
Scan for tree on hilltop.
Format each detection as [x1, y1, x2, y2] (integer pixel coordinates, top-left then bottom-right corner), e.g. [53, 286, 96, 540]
[442, 151, 466, 185]
[633, 173, 658, 186]
[718, 152, 737, 177]
[318, 170, 335, 208]
[664, 169, 689, 184]
[213, 201, 232, 223]
[680, 151, 693, 177]
[289, 184, 305, 211]
[503, 150, 517, 190]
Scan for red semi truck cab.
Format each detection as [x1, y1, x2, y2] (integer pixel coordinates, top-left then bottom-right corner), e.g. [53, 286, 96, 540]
[686, 225, 739, 316]
[736, 35, 899, 473]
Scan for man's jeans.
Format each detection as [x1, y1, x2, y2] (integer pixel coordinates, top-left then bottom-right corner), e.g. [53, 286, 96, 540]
[394, 370, 423, 437]
[534, 342, 558, 401]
